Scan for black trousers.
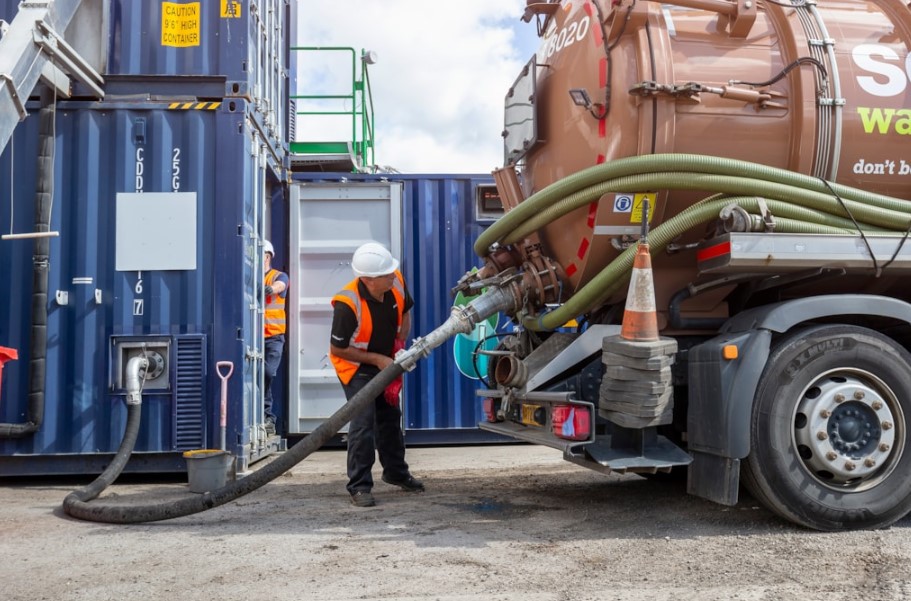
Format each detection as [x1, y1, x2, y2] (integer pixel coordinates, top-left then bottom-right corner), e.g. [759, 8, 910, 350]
[342, 372, 410, 494]
[263, 334, 284, 424]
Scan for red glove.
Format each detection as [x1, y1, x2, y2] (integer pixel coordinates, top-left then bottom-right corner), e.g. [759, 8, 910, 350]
[384, 340, 405, 406]
[384, 377, 402, 406]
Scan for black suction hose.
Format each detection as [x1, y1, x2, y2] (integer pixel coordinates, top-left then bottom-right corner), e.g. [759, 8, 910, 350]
[63, 401, 143, 508]
[63, 282, 516, 523]
[63, 363, 404, 523]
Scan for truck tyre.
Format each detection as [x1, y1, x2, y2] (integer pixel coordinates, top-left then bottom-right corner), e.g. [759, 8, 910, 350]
[742, 325, 911, 531]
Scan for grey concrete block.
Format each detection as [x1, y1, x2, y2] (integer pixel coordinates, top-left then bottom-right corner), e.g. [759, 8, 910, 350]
[599, 387, 673, 407]
[600, 378, 671, 395]
[599, 407, 673, 428]
[603, 351, 674, 370]
[605, 364, 672, 383]
[602, 335, 678, 358]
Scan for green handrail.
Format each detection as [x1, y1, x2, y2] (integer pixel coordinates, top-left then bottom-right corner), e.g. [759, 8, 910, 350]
[290, 46, 376, 172]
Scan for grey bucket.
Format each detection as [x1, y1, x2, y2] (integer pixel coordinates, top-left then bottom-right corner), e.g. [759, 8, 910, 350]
[183, 449, 236, 493]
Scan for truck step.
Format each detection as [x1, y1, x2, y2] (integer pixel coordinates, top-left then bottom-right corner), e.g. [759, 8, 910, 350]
[572, 434, 692, 475]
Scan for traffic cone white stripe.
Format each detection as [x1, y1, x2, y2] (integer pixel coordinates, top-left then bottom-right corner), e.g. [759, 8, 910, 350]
[620, 243, 659, 342]
[625, 267, 656, 313]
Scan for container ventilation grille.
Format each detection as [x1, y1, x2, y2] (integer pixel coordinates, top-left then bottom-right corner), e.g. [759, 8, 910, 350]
[174, 335, 206, 450]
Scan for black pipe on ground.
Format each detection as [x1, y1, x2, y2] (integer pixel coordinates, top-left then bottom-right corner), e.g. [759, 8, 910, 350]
[63, 363, 404, 523]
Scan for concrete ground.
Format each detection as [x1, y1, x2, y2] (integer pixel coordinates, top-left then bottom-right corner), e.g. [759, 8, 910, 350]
[2, 443, 910, 601]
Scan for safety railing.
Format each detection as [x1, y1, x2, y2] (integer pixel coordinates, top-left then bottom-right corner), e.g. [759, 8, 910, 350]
[290, 46, 376, 172]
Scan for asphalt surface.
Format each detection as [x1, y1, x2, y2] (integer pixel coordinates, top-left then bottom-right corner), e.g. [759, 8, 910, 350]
[2, 444, 910, 600]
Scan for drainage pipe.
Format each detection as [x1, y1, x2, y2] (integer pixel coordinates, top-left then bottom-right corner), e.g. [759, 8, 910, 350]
[0, 87, 54, 438]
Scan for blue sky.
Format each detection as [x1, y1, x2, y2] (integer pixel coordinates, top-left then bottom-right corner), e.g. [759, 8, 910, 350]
[296, 1, 541, 174]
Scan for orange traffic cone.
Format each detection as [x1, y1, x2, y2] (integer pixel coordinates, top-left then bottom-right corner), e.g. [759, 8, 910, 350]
[620, 242, 659, 342]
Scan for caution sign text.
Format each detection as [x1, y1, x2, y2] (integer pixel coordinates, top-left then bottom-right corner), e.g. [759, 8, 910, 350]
[630, 193, 657, 224]
[161, 2, 201, 48]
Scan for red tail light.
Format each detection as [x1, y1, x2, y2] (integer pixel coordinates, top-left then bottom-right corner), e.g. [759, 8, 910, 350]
[482, 397, 499, 422]
[552, 405, 590, 441]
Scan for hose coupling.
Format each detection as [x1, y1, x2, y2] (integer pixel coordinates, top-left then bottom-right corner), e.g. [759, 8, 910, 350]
[125, 356, 149, 405]
[395, 285, 519, 372]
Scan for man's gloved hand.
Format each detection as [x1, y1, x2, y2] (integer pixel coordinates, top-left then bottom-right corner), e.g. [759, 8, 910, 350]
[384, 377, 402, 407]
[264, 285, 274, 296]
[384, 339, 406, 406]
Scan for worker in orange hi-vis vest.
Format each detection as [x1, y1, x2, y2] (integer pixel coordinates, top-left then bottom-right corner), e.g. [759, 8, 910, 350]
[329, 242, 423, 508]
[262, 240, 288, 436]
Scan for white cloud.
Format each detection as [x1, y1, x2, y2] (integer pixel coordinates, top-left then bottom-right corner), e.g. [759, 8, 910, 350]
[296, 1, 539, 174]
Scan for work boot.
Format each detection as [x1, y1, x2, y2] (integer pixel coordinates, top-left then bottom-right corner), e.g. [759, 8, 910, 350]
[264, 420, 276, 436]
[382, 474, 425, 492]
[349, 491, 376, 507]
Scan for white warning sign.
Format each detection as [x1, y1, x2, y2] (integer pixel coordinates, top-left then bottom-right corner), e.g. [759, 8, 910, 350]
[613, 194, 633, 213]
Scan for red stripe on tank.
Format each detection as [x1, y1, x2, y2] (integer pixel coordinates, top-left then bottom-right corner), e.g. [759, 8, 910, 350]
[577, 238, 590, 260]
[566, 263, 578, 277]
[589, 4, 603, 45]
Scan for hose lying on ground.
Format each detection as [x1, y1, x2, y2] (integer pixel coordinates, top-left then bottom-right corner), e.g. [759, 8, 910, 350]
[63, 363, 403, 524]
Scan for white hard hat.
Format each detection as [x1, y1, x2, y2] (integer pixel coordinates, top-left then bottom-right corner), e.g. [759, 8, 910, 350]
[263, 240, 274, 256]
[352, 242, 399, 277]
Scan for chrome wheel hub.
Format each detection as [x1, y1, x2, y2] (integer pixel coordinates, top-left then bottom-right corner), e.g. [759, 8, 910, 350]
[794, 371, 901, 488]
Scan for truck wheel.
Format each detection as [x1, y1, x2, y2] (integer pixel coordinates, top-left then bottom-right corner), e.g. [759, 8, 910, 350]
[742, 325, 911, 531]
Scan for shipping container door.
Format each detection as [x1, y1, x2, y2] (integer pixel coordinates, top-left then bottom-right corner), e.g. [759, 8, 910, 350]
[288, 182, 403, 433]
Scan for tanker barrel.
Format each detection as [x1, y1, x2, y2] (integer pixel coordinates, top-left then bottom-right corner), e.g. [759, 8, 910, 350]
[506, 0, 911, 310]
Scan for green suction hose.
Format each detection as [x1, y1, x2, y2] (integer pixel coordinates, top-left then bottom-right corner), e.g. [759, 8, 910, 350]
[523, 194, 908, 331]
[476, 154, 911, 331]
[503, 172, 909, 247]
[476, 153, 911, 255]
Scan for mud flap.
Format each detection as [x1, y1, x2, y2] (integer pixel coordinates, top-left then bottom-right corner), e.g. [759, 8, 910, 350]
[686, 329, 771, 504]
[687, 451, 740, 506]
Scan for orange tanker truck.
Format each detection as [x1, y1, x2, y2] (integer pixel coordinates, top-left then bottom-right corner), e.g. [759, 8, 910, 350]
[451, 0, 911, 531]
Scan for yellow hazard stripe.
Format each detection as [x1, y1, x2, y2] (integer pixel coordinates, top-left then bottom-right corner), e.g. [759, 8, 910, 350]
[167, 102, 221, 110]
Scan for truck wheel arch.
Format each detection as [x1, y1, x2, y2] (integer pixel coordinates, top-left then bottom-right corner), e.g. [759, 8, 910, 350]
[686, 294, 911, 507]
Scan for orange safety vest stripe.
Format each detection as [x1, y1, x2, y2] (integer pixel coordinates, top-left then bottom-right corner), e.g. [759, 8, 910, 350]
[329, 271, 405, 385]
[264, 269, 286, 337]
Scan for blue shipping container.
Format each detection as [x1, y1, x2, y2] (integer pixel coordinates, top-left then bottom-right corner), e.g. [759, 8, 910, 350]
[0, 0, 290, 165]
[288, 173, 510, 443]
[0, 98, 280, 475]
